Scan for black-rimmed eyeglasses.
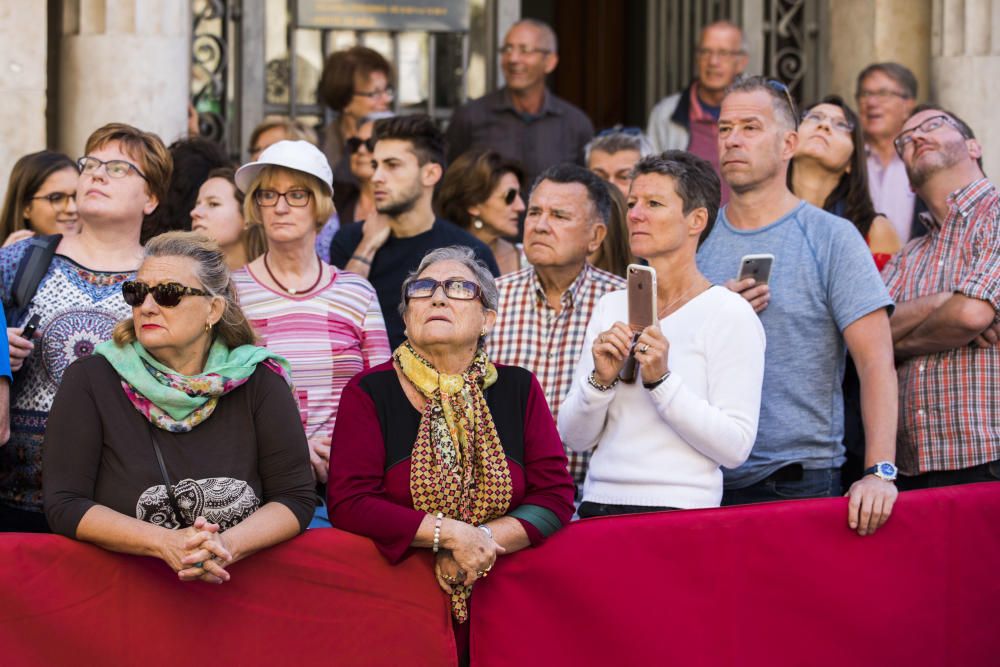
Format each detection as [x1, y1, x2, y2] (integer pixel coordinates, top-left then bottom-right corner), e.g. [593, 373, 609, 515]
[77, 156, 149, 182]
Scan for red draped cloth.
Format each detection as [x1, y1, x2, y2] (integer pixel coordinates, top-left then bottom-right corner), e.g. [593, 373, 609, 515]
[0, 529, 455, 667]
[472, 484, 1000, 667]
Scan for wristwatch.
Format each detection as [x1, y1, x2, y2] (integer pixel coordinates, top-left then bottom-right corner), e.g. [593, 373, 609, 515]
[863, 461, 898, 482]
[478, 524, 493, 540]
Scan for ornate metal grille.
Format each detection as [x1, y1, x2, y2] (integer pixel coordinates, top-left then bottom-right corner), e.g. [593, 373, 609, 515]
[191, 0, 232, 146]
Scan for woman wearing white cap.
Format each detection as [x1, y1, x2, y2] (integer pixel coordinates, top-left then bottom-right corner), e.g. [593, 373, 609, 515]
[233, 140, 391, 526]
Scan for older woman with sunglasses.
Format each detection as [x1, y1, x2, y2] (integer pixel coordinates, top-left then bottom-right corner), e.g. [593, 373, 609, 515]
[1, 123, 169, 533]
[44, 231, 314, 583]
[233, 140, 390, 526]
[327, 246, 574, 658]
[436, 149, 526, 275]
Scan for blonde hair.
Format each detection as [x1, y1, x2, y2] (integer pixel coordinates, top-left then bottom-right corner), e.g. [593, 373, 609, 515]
[112, 231, 257, 348]
[241, 165, 335, 231]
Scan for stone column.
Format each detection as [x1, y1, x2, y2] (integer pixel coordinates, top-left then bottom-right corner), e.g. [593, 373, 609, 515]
[826, 0, 933, 104]
[58, 0, 190, 159]
[0, 1, 48, 203]
[931, 0, 1000, 178]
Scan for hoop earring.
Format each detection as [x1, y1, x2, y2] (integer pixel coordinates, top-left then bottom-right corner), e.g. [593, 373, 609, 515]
[205, 321, 213, 333]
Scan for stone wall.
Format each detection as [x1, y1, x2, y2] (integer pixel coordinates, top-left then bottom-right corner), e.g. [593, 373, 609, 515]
[0, 2, 49, 204]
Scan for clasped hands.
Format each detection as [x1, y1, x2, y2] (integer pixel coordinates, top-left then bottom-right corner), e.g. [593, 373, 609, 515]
[592, 321, 670, 386]
[158, 516, 234, 584]
[433, 521, 503, 595]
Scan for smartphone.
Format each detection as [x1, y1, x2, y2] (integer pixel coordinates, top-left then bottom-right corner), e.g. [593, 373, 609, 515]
[626, 264, 657, 330]
[20, 313, 41, 340]
[620, 265, 657, 383]
[737, 254, 775, 285]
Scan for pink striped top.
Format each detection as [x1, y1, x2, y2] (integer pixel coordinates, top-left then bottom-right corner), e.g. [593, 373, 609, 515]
[233, 264, 391, 440]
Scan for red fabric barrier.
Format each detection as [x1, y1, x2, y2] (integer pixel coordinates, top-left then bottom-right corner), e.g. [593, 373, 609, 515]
[0, 528, 456, 667]
[472, 484, 1000, 667]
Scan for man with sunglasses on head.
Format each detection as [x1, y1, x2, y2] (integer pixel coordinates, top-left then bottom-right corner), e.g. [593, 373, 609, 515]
[329, 114, 499, 349]
[881, 106, 1000, 490]
[696, 76, 899, 536]
[490, 164, 624, 498]
[647, 21, 749, 204]
[1, 123, 171, 532]
[446, 19, 594, 191]
[855, 63, 924, 244]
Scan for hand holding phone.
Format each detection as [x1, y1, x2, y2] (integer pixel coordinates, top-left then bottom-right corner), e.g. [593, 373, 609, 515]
[728, 254, 774, 314]
[20, 314, 41, 341]
[621, 265, 657, 383]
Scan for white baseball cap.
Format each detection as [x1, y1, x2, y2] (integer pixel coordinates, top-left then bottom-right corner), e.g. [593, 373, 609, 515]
[234, 140, 333, 195]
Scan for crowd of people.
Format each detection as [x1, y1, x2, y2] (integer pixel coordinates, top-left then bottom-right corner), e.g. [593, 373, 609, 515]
[1, 16, 997, 663]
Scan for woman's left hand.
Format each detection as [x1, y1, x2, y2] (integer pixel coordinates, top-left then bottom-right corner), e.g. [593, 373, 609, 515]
[635, 325, 670, 385]
[434, 551, 465, 594]
[308, 435, 331, 484]
[178, 516, 233, 583]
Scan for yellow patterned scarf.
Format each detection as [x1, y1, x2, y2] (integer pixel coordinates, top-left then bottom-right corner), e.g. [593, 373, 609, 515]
[394, 342, 513, 622]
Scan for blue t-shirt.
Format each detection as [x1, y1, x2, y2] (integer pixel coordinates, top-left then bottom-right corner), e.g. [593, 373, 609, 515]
[696, 201, 894, 488]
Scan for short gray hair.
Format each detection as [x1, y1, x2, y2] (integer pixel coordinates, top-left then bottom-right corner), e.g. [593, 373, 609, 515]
[585, 127, 654, 164]
[398, 246, 499, 318]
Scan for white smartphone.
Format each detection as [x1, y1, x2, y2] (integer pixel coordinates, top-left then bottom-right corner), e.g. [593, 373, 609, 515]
[737, 254, 775, 285]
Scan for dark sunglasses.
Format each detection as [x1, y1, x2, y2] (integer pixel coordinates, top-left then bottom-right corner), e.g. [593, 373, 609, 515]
[765, 79, 799, 129]
[501, 188, 520, 206]
[346, 137, 377, 154]
[122, 280, 210, 308]
[405, 278, 483, 303]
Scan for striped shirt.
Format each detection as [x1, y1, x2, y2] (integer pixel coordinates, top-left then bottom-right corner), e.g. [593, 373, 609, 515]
[882, 178, 1000, 474]
[233, 265, 391, 440]
[490, 264, 626, 484]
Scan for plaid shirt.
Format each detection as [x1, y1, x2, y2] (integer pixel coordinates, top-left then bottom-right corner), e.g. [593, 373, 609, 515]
[882, 178, 1000, 474]
[490, 264, 626, 485]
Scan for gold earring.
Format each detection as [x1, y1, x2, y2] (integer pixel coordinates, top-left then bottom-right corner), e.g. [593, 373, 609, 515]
[480, 328, 488, 337]
[205, 321, 212, 333]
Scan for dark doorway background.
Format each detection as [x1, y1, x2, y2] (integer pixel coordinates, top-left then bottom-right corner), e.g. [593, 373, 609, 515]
[522, 0, 650, 133]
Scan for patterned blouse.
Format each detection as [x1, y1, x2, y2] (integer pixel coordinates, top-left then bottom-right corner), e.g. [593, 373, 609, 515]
[0, 242, 133, 513]
[232, 264, 391, 441]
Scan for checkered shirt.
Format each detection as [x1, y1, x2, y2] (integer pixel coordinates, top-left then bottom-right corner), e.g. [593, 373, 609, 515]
[490, 264, 626, 484]
[882, 178, 1000, 474]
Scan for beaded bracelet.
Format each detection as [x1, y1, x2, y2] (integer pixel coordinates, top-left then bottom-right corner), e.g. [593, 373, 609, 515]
[587, 370, 619, 392]
[432, 512, 444, 553]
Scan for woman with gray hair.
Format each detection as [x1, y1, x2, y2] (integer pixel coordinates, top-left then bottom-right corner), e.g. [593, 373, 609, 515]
[327, 245, 574, 655]
[43, 231, 315, 584]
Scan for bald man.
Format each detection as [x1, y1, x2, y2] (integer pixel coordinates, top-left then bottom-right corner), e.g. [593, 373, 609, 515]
[446, 19, 594, 190]
[646, 21, 748, 203]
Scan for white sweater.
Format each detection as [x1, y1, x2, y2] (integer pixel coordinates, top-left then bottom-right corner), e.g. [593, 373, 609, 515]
[557, 286, 765, 509]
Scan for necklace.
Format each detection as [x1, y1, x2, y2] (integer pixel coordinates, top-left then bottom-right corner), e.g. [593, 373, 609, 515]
[657, 281, 710, 319]
[263, 252, 323, 295]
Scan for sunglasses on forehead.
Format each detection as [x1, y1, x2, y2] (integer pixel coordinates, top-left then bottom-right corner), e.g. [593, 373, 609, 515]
[122, 280, 210, 308]
[765, 79, 799, 129]
[346, 137, 376, 154]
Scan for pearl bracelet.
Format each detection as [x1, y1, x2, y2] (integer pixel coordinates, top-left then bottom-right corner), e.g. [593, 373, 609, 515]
[432, 512, 444, 553]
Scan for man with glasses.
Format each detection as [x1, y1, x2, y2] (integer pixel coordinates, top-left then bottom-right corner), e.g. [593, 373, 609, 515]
[646, 21, 748, 204]
[446, 19, 594, 190]
[882, 105, 1000, 490]
[855, 62, 922, 243]
[329, 115, 498, 348]
[696, 76, 899, 536]
[490, 164, 624, 497]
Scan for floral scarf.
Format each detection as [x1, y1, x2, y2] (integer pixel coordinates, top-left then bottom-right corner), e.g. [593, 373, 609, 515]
[95, 339, 293, 432]
[394, 342, 513, 622]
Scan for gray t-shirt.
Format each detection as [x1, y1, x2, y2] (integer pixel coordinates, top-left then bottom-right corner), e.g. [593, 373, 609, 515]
[696, 201, 893, 488]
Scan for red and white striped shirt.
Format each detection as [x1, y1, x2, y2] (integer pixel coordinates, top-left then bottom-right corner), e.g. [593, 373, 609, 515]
[233, 265, 391, 440]
[490, 264, 626, 484]
[882, 178, 1000, 474]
